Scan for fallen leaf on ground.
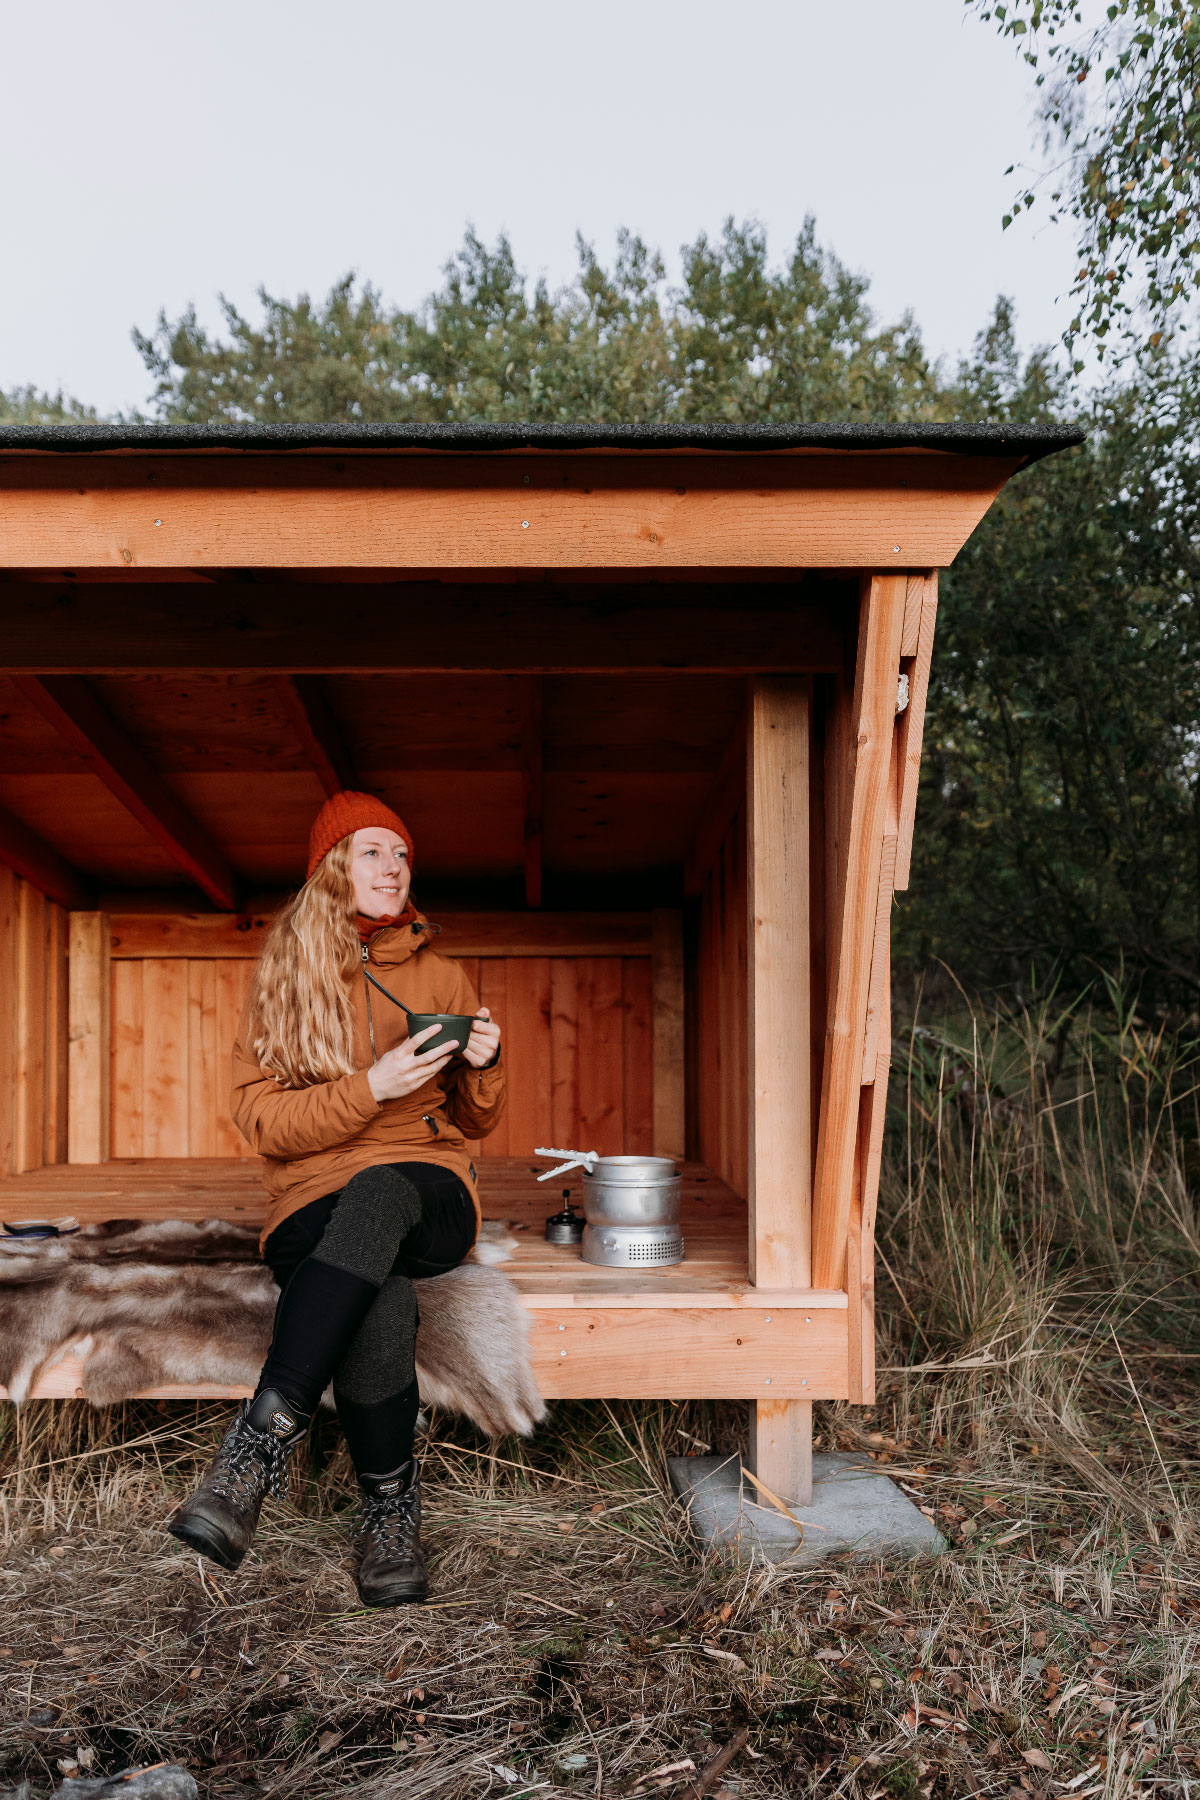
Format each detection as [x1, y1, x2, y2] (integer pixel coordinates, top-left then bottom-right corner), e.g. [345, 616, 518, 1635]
[317, 1730, 343, 1755]
[905, 1703, 967, 1732]
[1022, 1748, 1052, 1770]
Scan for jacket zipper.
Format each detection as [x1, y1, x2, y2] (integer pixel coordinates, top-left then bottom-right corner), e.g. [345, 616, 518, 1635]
[361, 944, 378, 1062]
[363, 942, 438, 1134]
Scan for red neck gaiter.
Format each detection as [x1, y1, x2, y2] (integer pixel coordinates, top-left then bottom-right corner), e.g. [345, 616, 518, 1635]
[356, 907, 416, 943]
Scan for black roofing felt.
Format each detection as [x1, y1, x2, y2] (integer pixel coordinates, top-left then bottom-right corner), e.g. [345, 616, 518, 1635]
[0, 421, 1085, 464]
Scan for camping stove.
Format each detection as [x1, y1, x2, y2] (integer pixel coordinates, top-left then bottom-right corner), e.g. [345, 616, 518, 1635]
[536, 1151, 686, 1268]
[580, 1220, 685, 1267]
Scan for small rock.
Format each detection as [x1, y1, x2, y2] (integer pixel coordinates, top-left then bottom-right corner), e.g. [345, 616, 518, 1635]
[0, 1783, 34, 1800]
[58, 1767, 197, 1799]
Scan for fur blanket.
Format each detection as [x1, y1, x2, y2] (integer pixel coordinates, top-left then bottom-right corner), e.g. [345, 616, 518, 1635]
[0, 1219, 545, 1438]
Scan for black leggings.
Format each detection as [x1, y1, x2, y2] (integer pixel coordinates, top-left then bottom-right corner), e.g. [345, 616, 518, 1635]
[260, 1162, 476, 1478]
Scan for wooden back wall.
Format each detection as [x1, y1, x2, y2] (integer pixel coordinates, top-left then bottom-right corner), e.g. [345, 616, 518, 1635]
[102, 911, 683, 1163]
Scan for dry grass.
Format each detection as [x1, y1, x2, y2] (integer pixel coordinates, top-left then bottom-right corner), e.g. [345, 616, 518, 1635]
[1, 990, 1199, 1799]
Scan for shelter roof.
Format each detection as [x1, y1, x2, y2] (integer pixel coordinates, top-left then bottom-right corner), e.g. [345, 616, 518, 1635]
[0, 421, 1084, 464]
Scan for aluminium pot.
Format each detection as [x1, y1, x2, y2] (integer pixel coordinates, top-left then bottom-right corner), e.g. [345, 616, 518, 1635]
[581, 1155, 681, 1227]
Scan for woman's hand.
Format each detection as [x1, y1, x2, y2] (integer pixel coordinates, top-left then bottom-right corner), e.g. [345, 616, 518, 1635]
[461, 1006, 501, 1070]
[367, 1024, 457, 1103]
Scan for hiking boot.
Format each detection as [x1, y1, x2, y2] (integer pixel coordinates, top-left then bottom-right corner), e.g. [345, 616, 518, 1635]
[353, 1459, 427, 1607]
[166, 1388, 310, 1570]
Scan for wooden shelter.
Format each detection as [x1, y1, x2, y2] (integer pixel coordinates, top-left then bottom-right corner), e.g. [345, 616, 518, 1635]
[0, 421, 1079, 1502]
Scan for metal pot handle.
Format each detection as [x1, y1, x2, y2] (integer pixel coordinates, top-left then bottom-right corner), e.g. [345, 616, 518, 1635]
[534, 1146, 600, 1182]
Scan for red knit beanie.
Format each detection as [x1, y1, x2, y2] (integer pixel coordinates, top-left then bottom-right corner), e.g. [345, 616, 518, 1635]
[306, 791, 414, 881]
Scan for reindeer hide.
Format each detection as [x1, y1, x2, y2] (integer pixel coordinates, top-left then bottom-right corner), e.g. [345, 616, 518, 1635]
[0, 1219, 545, 1439]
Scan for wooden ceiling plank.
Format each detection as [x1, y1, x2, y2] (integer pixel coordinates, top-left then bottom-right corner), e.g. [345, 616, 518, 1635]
[273, 674, 357, 797]
[0, 801, 90, 910]
[13, 676, 238, 910]
[0, 584, 846, 673]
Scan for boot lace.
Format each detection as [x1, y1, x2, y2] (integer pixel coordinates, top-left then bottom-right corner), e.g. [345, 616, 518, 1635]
[356, 1484, 419, 1561]
[209, 1414, 293, 1506]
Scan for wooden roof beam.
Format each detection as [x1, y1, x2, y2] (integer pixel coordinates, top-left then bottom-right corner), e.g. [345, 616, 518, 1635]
[14, 675, 238, 910]
[273, 675, 357, 798]
[0, 800, 91, 910]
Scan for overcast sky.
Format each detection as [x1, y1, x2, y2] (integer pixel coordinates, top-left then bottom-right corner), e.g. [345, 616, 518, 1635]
[2, 0, 1078, 417]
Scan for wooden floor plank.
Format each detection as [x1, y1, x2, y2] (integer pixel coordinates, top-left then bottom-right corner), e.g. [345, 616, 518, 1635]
[0, 1154, 845, 1309]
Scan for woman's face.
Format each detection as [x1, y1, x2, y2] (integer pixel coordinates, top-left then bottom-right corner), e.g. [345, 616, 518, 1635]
[348, 827, 411, 918]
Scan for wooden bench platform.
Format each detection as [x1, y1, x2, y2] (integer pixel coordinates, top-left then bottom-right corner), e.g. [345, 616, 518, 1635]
[0, 1157, 847, 1401]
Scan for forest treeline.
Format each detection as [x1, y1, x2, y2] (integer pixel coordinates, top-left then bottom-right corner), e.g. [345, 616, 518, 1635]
[4, 221, 1198, 1015]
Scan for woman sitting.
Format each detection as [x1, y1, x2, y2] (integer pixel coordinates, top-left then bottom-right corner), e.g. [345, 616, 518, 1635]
[168, 790, 506, 1606]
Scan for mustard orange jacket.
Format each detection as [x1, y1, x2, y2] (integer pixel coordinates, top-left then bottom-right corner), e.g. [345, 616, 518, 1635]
[231, 914, 506, 1247]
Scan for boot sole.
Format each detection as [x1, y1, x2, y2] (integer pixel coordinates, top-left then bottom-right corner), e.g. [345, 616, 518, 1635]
[357, 1583, 428, 1608]
[167, 1515, 246, 1571]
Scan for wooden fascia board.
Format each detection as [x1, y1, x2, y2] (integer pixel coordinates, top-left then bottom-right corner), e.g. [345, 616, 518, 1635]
[0, 582, 846, 673]
[14, 675, 238, 910]
[0, 801, 90, 910]
[0, 450, 1022, 570]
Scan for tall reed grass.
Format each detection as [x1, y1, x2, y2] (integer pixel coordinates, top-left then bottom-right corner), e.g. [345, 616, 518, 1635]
[873, 980, 1200, 1531]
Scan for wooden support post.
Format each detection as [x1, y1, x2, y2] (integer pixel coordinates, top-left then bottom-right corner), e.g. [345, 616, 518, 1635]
[520, 676, 544, 909]
[747, 1398, 813, 1510]
[651, 908, 685, 1157]
[811, 576, 906, 1292]
[68, 912, 110, 1163]
[15, 676, 237, 910]
[894, 573, 938, 890]
[273, 675, 357, 797]
[746, 678, 813, 1502]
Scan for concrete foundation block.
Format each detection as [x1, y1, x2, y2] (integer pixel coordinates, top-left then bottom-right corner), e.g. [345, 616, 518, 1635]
[667, 1451, 947, 1565]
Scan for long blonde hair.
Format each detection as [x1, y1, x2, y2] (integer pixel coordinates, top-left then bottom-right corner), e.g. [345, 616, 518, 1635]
[246, 837, 362, 1087]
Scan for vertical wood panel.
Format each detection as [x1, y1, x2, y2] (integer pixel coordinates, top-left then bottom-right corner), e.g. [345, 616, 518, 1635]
[110, 960, 144, 1157]
[577, 958, 624, 1154]
[188, 961, 219, 1155]
[141, 959, 190, 1156]
[728, 808, 749, 1197]
[502, 957, 552, 1154]
[15, 881, 46, 1173]
[68, 912, 110, 1163]
[45, 903, 70, 1165]
[622, 957, 654, 1155]
[549, 959, 579, 1149]
[476, 961, 510, 1156]
[747, 678, 811, 1289]
[0, 869, 17, 1176]
[650, 910, 685, 1157]
[214, 959, 254, 1156]
[695, 814, 749, 1199]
